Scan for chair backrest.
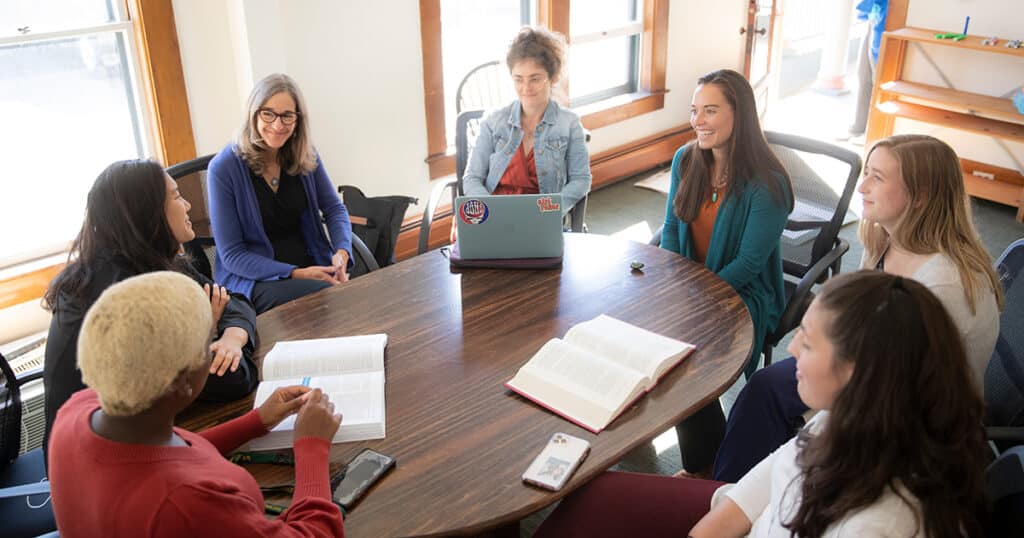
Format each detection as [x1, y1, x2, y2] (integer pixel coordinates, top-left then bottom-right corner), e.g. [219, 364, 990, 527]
[456, 109, 487, 191]
[455, 61, 515, 115]
[0, 352, 22, 468]
[764, 131, 861, 280]
[986, 238, 1024, 429]
[338, 186, 417, 275]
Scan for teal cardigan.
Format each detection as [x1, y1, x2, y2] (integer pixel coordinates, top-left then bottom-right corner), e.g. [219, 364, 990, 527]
[661, 146, 790, 378]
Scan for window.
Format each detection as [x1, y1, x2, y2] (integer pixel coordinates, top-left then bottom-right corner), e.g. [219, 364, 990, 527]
[420, 0, 668, 179]
[0, 0, 194, 270]
[568, 0, 642, 107]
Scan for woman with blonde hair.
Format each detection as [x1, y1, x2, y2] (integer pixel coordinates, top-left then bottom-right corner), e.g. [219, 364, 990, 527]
[710, 133, 1003, 483]
[48, 271, 344, 535]
[208, 73, 353, 313]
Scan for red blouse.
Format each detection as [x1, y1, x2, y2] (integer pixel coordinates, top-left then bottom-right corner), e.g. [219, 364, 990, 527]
[493, 142, 540, 195]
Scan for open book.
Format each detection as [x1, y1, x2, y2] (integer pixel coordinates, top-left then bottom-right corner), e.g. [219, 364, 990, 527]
[247, 334, 388, 451]
[505, 315, 695, 433]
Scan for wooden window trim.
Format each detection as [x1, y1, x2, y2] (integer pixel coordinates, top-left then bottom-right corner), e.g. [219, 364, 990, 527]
[419, 0, 669, 179]
[0, 0, 195, 309]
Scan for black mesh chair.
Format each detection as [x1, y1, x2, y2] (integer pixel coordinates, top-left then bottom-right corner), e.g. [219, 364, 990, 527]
[417, 109, 588, 254]
[165, 155, 378, 279]
[0, 352, 56, 536]
[337, 185, 417, 277]
[650, 131, 861, 366]
[986, 238, 1024, 449]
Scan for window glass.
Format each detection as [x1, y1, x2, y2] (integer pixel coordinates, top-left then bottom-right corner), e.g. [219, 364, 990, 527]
[0, 1, 119, 37]
[570, 0, 639, 35]
[569, 35, 639, 106]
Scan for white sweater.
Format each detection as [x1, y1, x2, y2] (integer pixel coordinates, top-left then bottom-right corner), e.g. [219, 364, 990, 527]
[717, 412, 924, 537]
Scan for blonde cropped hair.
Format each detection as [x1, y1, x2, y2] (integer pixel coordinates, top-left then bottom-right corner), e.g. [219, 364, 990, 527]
[78, 271, 212, 416]
[235, 73, 318, 176]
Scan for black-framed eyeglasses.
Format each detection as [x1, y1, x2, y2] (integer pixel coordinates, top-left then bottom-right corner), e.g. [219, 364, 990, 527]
[258, 108, 300, 125]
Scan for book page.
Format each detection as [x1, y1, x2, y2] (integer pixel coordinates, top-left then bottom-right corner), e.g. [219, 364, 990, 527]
[255, 371, 385, 434]
[262, 334, 387, 381]
[519, 339, 646, 415]
[565, 315, 693, 382]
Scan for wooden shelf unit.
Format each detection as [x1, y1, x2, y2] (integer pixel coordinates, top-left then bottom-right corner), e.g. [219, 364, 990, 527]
[866, 26, 1024, 221]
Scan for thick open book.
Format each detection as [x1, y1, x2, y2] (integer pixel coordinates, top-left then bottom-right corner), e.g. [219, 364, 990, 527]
[505, 315, 695, 433]
[247, 334, 388, 451]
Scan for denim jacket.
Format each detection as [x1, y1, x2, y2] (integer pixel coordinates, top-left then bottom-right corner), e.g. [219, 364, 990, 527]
[462, 99, 591, 216]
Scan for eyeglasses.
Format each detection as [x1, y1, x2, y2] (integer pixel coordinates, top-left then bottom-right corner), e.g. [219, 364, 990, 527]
[258, 108, 299, 125]
[513, 76, 549, 89]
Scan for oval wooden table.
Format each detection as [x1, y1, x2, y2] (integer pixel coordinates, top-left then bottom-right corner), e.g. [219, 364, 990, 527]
[179, 233, 753, 537]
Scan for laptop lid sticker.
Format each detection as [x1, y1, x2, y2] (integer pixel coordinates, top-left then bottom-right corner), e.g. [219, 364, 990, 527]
[459, 199, 489, 224]
[537, 196, 560, 213]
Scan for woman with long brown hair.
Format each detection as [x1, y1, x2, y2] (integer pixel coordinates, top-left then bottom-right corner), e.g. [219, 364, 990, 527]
[711, 134, 1003, 483]
[662, 68, 793, 475]
[207, 73, 353, 313]
[535, 271, 990, 538]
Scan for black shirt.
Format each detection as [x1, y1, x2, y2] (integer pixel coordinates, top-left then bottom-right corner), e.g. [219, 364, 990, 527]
[249, 169, 315, 268]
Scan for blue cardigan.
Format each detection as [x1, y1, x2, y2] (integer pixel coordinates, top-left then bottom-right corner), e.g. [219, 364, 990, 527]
[661, 146, 790, 377]
[207, 144, 352, 298]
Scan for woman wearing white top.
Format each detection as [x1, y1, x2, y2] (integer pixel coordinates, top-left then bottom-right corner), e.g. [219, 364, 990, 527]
[535, 270, 989, 538]
[710, 133, 1004, 483]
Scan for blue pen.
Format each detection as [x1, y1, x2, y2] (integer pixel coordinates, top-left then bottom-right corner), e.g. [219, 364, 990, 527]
[963, 16, 970, 35]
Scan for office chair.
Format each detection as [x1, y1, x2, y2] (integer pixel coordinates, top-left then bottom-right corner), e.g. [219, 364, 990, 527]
[0, 352, 56, 537]
[650, 131, 861, 367]
[985, 238, 1024, 450]
[337, 185, 417, 277]
[417, 109, 588, 254]
[165, 155, 378, 279]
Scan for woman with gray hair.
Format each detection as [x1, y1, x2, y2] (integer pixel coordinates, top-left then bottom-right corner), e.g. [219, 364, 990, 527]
[48, 271, 344, 536]
[208, 73, 353, 313]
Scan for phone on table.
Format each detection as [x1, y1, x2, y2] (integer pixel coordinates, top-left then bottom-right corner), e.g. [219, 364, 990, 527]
[332, 448, 396, 511]
[522, 432, 590, 491]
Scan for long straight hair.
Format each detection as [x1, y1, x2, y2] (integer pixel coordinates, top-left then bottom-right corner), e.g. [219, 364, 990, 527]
[785, 271, 988, 538]
[858, 134, 1004, 313]
[672, 69, 792, 222]
[235, 73, 318, 177]
[44, 160, 184, 310]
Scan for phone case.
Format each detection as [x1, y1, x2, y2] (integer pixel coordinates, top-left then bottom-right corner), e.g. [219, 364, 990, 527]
[332, 448, 396, 510]
[522, 432, 590, 491]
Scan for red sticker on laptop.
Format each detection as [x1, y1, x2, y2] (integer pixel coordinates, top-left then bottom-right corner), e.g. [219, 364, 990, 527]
[537, 196, 560, 213]
[459, 199, 490, 224]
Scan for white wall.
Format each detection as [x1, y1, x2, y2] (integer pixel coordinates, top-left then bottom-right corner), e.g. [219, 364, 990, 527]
[171, 0, 749, 207]
[896, 0, 1024, 171]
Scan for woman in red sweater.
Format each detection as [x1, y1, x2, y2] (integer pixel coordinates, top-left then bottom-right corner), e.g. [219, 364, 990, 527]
[47, 271, 344, 537]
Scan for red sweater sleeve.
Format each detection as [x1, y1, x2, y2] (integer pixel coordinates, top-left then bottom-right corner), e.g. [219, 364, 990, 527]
[197, 409, 268, 455]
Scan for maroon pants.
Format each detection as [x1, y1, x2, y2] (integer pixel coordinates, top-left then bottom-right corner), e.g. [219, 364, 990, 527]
[535, 472, 725, 538]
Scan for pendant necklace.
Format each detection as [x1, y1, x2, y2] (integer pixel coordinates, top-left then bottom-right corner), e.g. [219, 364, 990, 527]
[270, 177, 280, 189]
[711, 166, 728, 203]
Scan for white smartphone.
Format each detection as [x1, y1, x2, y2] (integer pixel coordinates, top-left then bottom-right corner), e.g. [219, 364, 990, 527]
[522, 432, 590, 491]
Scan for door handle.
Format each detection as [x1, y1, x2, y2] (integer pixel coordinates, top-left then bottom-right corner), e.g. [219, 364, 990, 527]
[739, 27, 768, 36]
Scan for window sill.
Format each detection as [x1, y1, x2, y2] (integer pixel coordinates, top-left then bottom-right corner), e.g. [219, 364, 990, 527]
[0, 255, 66, 310]
[577, 90, 668, 131]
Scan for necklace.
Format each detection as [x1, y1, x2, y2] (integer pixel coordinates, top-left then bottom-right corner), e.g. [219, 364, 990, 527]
[711, 167, 728, 203]
[270, 176, 280, 189]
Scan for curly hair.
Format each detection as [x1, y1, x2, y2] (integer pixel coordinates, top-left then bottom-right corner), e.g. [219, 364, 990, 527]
[506, 26, 566, 82]
[785, 270, 989, 538]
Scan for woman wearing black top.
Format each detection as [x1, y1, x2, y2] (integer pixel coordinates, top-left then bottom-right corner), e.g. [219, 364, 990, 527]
[42, 159, 259, 465]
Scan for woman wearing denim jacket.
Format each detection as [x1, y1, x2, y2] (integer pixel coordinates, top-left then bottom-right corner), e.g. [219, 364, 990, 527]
[462, 27, 591, 216]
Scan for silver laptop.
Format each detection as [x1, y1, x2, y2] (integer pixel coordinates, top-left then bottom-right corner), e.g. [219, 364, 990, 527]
[453, 194, 564, 260]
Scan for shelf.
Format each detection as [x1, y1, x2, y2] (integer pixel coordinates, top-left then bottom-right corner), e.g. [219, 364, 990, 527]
[879, 81, 1024, 124]
[885, 27, 1024, 58]
[876, 100, 1024, 143]
[963, 171, 1024, 207]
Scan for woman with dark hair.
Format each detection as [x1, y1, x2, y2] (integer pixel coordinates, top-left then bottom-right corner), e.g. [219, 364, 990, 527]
[536, 271, 990, 538]
[461, 26, 591, 215]
[712, 134, 1003, 483]
[208, 73, 353, 314]
[43, 159, 259, 465]
[663, 69, 793, 475]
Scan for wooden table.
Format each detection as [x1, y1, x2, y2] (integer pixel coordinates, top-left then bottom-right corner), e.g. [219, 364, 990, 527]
[179, 233, 753, 537]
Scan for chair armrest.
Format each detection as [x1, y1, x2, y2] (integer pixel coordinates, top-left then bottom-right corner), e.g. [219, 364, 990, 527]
[0, 481, 50, 499]
[16, 365, 43, 386]
[568, 196, 588, 233]
[770, 238, 849, 343]
[351, 234, 379, 273]
[786, 219, 828, 231]
[649, 225, 663, 247]
[418, 179, 458, 255]
[988, 426, 1024, 444]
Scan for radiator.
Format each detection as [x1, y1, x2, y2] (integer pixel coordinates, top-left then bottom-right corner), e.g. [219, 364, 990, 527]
[3, 332, 47, 455]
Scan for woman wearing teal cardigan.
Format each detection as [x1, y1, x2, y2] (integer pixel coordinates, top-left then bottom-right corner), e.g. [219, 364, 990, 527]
[661, 69, 792, 475]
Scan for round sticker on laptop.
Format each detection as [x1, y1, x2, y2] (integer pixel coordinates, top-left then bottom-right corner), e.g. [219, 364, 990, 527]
[459, 199, 489, 224]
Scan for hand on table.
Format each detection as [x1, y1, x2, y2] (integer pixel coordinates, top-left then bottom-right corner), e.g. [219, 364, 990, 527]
[257, 385, 312, 429]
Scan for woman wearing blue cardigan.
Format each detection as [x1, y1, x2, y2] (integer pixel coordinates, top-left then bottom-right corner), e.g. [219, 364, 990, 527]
[661, 69, 792, 475]
[208, 74, 352, 314]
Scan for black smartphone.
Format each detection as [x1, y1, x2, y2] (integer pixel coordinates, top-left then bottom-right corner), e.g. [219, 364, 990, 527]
[332, 448, 396, 510]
